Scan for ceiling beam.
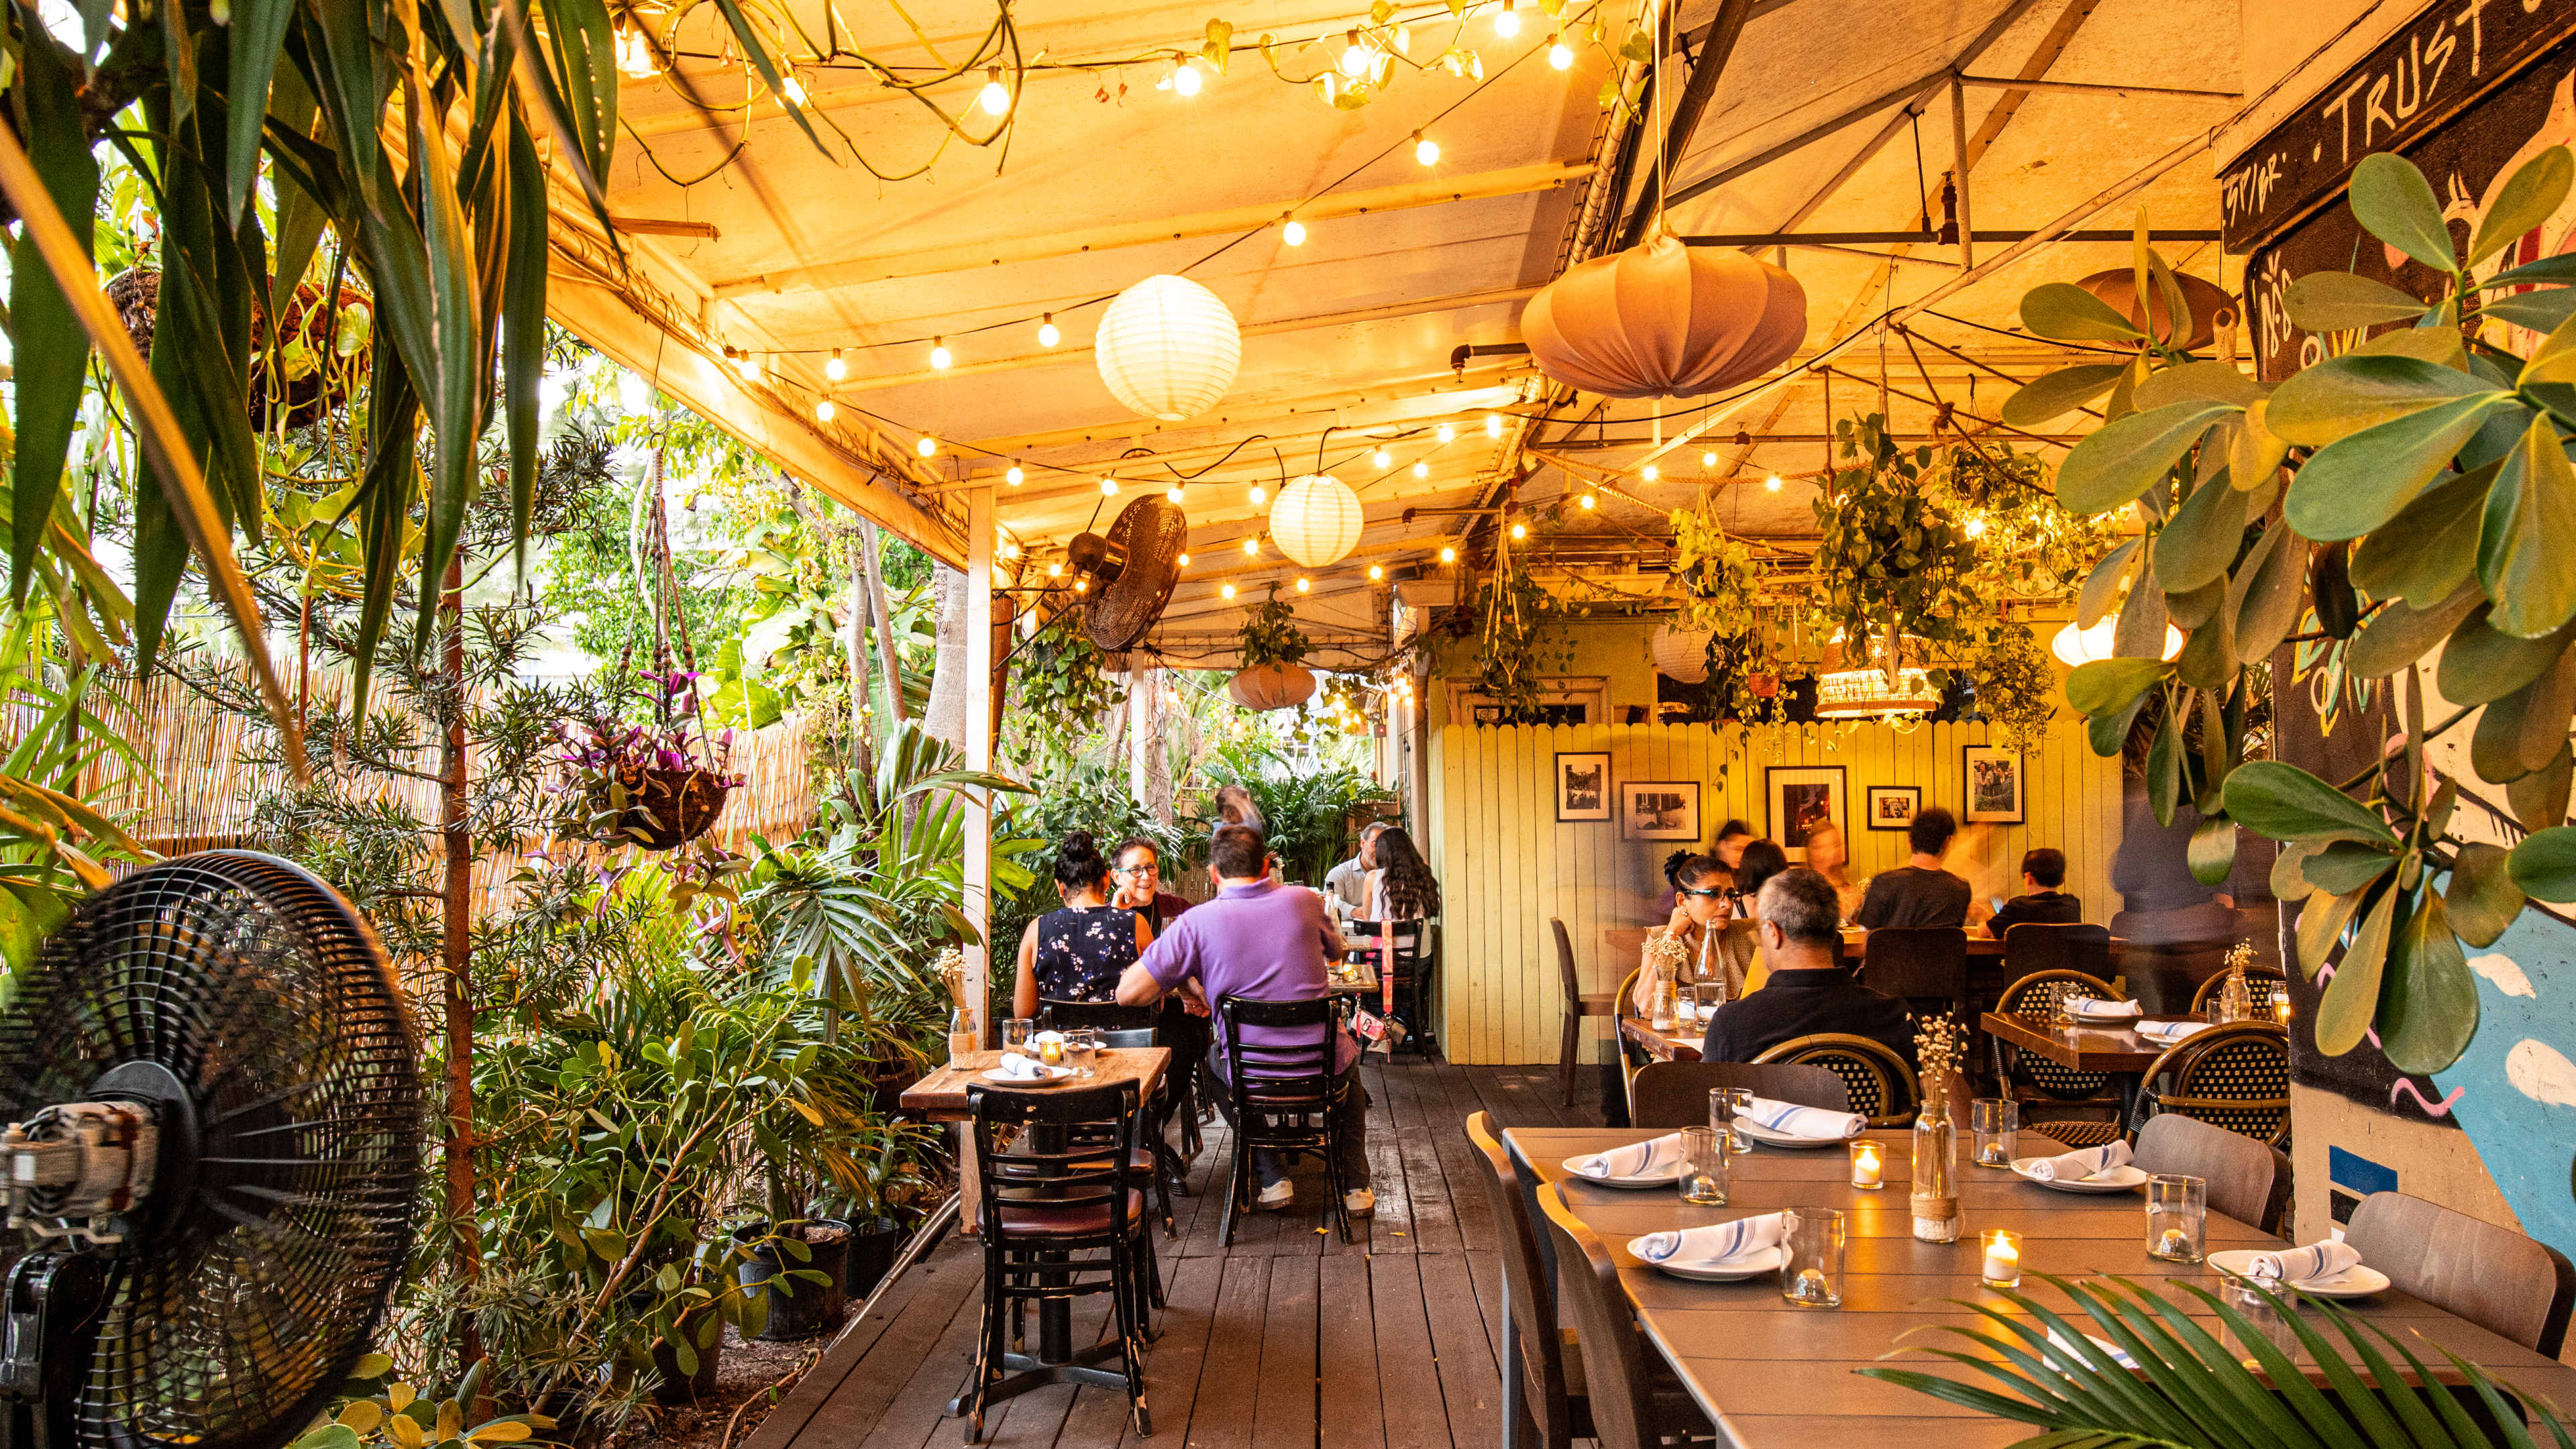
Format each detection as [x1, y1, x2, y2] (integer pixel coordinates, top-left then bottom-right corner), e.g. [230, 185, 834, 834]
[1617, 0, 1757, 250]
[1954, 74, 2236, 101]
[709, 162, 1593, 299]
[1962, 0, 2104, 174]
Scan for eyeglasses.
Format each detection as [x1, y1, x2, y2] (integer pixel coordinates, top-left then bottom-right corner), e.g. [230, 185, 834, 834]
[1678, 886, 1725, 900]
[1116, 864, 1158, 877]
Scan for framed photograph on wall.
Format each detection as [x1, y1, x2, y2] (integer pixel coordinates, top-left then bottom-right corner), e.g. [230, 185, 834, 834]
[1767, 767, 1847, 861]
[1556, 752, 1613, 822]
[1866, 786, 1921, 832]
[1619, 782, 1701, 841]
[1964, 745, 2026, 824]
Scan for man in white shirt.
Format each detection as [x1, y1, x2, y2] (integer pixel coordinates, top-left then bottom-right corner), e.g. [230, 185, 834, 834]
[1323, 821, 1389, 923]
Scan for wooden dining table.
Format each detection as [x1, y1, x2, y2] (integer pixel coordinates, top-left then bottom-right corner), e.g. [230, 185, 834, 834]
[1500, 1125, 2576, 1447]
[1980, 1010, 2208, 1119]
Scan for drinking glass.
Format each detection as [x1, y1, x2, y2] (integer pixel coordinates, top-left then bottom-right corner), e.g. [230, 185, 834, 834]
[1709, 1087, 1756, 1155]
[1679, 1126, 1729, 1205]
[1067, 1028, 1101, 1078]
[2145, 1173, 2208, 1263]
[1779, 1207, 1845, 1309]
[1971, 1098, 2019, 1169]
[1691, 981, 1723, 1022]
[2218, 1276, 2302, 1371]
[1002, 1017, 1034, 1052]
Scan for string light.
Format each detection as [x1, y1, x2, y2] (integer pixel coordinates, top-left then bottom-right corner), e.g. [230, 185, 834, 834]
[918, 435, 938, 457]
[1283, 216, 1307, 246]
[1242, 537, 1260, 556]
[1368, 564, 1384, 580]
[815, 398, 835, 422]
[1372, 447, 1393, 469]
[1413, 131, 1441, 166]
[1701, 449, 1717, 467]
[1339, 30, 1373, 76]
[1167, 485, 1186, 504]
[1548, 32, 1572, 67]
[1100, 477, 1120, 496]
[1494, 0, 1520, 37]
[615, 24, 659, 78]
[1248, 484, 1268, 508]
[929, 337, 953, 370]
[1764, 474, 1782, 491]
[1221, 582, 1238, 600]
[730, 350, 759, 382]
[1037, 314, 1060, 347]
[1578, 492, 1595, 509]
[1178, 552, 1191, 567]
[826, 348, 847, 381]
[1438, 423, 1456, 443]
[1964, 514, 1987, 537]
[1412, 460, 1430, 478]
[781, 73, 808, 105]
[1641, 463, 1658, 480]
[979, 67, 1010, 115]
[1510, 521, 1527, 539]
[1173, 58, 1203, 95]
[1073, 578, 1089, 593]
[1006, 464, 1024, 485]
[1296, 576, 1311, 592]
[1485, 413, 1503, 437]
[1049, 562, 1065, 577]
[1440, 545, 1458, 563]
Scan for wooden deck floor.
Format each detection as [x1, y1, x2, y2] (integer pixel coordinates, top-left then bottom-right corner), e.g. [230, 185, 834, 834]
[744, 1059, 1613, 1449]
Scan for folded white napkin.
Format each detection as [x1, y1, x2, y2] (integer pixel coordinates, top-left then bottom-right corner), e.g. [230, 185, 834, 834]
[2137, 1020, 2215, 1044]
[1638, 1212, 1788, 1265]
[2251, 1240, 2362, 1284]
[1572, 1134, 1685, 1180]
[2027, 1140, 2132, 1183]
[2065, 996, 2143, 1022]
[991, 1052, 1049, 1079]
[1739, 1095, 1866, 1140]
[2045, 1328, 2139, 1371]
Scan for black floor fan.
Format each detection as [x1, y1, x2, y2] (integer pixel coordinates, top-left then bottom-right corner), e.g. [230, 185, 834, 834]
[0, 851, 422, 1449]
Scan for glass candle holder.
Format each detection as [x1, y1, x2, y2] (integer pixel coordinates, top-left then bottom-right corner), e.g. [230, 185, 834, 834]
[1780, 1207, 1845, 1309]
[1970, 1097, 2018, 1169]
[1709, 1087, 1756, 1155]
[2145, 1173, 2208, 1263]
[2219, 1275, 2302, 1371]
[1848, 1139, 1885, 1190]
[1679, 1126, 1729, 1205]
[1980, 1228, 2023, 1287]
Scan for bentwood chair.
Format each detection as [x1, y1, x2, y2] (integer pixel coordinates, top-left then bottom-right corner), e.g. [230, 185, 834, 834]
[1991, 967, 2127, 1148]
[1093, 1026, 1179, 1243]
[2131, 1112, 2290, 1235]
[2136, 1020, 2291, 1146]
[1629, 1061, 1849, 1129]
[1861, 926, 1970, 1021]
[2189, 961, 2289, 1018]
[1752, 1034, 1921, 1127]
[1534, 1183, 1716, 1449]
[1552, 919, 1619, 1108]
[1464, 1112, 1588, 1449]
[2345, 1191, 2576, 1356]
[963, 1081, 1155, 1440]
[1612, 967, 1650, 1117]
[1215, 994, 1354, 1245]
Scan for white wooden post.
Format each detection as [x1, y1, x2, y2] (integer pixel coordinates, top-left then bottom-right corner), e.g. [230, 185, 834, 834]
[963, 485, 996, 1038]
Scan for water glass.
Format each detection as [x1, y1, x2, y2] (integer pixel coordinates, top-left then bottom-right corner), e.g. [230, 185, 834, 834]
[1971, 1098, 2019, 1169]
[1067, 1028, 1101, 1078]
[2218, 1276, 2303, 1370]
[1779, 1207, 1845, 1309]
[1679, 1126, 1729, 1205]
[1002, 1017, 1034, 1052]
[1709, 1087, 1756, 1155]
[2145, 1173, 2208, 1263]
[1692, 981, 1723, 1022]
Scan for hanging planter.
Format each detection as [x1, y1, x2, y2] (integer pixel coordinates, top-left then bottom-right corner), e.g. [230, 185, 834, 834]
[604, 762, 735, 850]
[1229, 586, 1317, 710]
[557, 671, 743, 852]
[1523, 232, 1807, 398]
[1228, 663, 1318, 711]
[102, 268, 374, 431]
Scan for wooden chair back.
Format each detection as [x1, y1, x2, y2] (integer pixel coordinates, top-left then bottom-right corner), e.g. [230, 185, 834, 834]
[1861, 926, 1969, 1018]
[1535, 1181, 1662, 1449]
[2142, 1021, 2290, 1146]
[1464, 1112, 1577, 1447]
[1552, 918, 1582, 1006]
[1750, 1034, 1920, 1126]
[1995, 969, 2121, 1100]
[2000, 923, 2114, 985]
[1630, 1061, 1850, 1128]
[2132, 1112, 2290, 1234]
[968, 1079, 1141, 1244]
[2345, 1191, 2576, 1358]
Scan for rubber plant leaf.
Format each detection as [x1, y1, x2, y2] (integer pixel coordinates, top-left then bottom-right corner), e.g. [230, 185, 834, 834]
[2478, 415, 2576, 637]
[2222, 760, 2401, 847]
[2350, 152, 2459, 272]
[2284, 392, 2516, 541]
[2379, 887, 2479, 1075]
[2054, 401, 2237, 516]
[2316, 880, 2404, 1057]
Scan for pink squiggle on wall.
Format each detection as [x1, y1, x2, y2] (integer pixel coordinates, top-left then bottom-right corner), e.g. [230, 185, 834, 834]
[2391, 1079, 2466, 1117]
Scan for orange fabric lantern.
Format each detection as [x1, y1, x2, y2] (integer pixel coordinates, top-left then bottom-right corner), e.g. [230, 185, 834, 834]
[1227, 663, 1316, 711]
[2076, 269, 2237, 352]
[1523, 233, 1807, 398]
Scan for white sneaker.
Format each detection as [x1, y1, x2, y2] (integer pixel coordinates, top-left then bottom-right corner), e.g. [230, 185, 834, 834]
[1344, 1189, 1376, 1218]
[1256, 1179, 1295, 1210]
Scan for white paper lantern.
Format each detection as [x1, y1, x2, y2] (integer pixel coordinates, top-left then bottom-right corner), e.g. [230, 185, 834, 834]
[2050, 615, 2184, 666]
[1094, 274, 1241, 422]
[1651, 621, 1716, 683]
[1272, 473, 1363, 567]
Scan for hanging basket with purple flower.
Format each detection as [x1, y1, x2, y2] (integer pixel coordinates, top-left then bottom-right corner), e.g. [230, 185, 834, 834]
[557, 670, 745, 851]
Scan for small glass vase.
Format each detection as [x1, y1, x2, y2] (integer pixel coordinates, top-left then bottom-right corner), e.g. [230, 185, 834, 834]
[947, 1006, 978, 1067]
[1649, 961, 1678, 1032]
[1911, 1091, 1962, 1244]
[2217, 962, 2253, 1024]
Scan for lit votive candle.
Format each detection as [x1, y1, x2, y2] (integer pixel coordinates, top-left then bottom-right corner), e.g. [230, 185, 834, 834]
[1849, 1140, 1884, 1189]
[1981, 1230, 2022, 1288]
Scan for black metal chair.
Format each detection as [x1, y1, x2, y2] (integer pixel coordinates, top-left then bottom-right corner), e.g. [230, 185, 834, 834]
[1040, 999, 1158, 1032]
[1215, 994, 1354, 1245]
[1091, 1024, 1181, 1243]
[2000, 922, 2116, 985]
[962, 1080, 1154, 1441]
[1357, 918, 1440, 1057]
[1991, 966, 2127, 1148]
[1629, 1061, 1849, 1128]
[1861, 926, 1969, 1021]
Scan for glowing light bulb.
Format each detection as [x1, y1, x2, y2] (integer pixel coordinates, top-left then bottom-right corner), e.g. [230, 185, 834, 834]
[1413, 131, 1440, 166]
[979, 68, 1010, 115]
[1510, 521, 1527, 540]
[1964, 514, 1987, 538]
[1243, 537, 1260, 556]
[733, 352, 759, 382]
[1642, 463, 1658, 480]
[781, 74, 808, 106]
[1368, 564, 1384, 580]
[1167, 485, 1186, 504]
[1702, 449, 1717, 467]
[815, 398, 835, 422]
[1412, 460, 1430, 478]
[1440, 545, 1457, 563]
[1030, 314, 1059, 349]
[1296, 576, 1311, 592]
[1074, 578, 1089, 593]
[929, 337, 953, 369]
[1049, 562, 1064, 578]
[1248, 484, 1268, 508]
[1221, 582, 1238, 600]
[1438, 423, 1456, 443]
[1494, 0, 1520, 37]
[1764, 473, 1782, 491]
[1100, 477, 1120, 496]
[1283, 217, 1307, 246]
[1486, 413, 1503, 437]
[1373, 447, 1393, 469]
[917, 435, 938, 457]
[1578, 492, 1595, 509]
[1548, 33, 1571, 67]
[826, 348, 847, 381]
[1006, 465, 1024, 486]
[615, 26, 658, 78]
[1340, 31, 1372, 76]
[1178, 553, 1191, 567]
[1175, 60, 1202, 95]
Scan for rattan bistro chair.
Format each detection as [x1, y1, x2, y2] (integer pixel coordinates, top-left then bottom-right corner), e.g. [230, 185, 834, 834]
[1991, 968, 2126, 1149]
[2137, 1020, 2291, 1147]
[1552, 919, 1619, 1108]
[1751, 1033, 1920, 1127]
[2190, 962, 2289, 1018]
[2345, 1191, 2576, 1357]
[1534, 1183, 1716, 1449]
[1630, 1061, 1849, 1129]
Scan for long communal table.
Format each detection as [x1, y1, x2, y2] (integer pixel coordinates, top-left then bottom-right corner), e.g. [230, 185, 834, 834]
[1501, 1126, 2576, 1448]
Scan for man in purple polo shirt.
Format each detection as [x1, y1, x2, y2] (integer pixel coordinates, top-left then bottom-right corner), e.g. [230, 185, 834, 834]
[1116, 824, 1373, 1217]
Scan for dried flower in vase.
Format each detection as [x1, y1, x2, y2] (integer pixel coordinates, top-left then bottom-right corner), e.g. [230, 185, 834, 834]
[1915, 1012, 1966, 1093]
[2224, 939, 2257, 973]
[933, 945, 969, 1011]
[1642, 930, 1692, 972]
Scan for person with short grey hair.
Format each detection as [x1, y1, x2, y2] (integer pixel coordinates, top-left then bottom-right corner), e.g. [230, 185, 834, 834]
[1699, 868, 1915, 1066]
[1324, 820, 1391, 922]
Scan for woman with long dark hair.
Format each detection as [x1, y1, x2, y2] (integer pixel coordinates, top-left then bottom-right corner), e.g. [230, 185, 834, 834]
[1362, 826, 1441, 924]
[1014, 829, 1152, 1016]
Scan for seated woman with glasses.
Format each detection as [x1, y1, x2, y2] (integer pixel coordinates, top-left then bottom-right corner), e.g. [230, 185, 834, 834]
[1012, 830, 1153, 1018]
[1633, 851, 1738, 1013]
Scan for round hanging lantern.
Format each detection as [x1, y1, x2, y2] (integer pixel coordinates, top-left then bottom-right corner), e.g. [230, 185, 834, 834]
[2050, 614, 2184, 666]
[1650, 621, 1717, 683]
[1094, 274, 1242, 421]
[2076, 268, 2238, 352]
[1227, 663, 1317, 711]
[1271, 473, 1363, 567]
[1522, 232, 1807, 399]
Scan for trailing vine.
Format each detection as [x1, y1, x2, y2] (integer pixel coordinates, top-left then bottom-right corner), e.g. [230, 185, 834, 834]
[1667, 503, 1763, 639]
[1474, 539, 1571, 722]
[1960, 621, 2057, 755]
[1236, 588, 1314, 669]
[1809, 414, 1983, 657]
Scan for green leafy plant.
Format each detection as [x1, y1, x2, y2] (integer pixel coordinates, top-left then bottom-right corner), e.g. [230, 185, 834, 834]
[302, 1358, 551, 1449]
[1811, 414, 1983, 657]
[1200, 737, 1396, 885]
[1966, 621, 2058, 755]
[1236, 588, 1315, 669]
[1473, 537, 1568, 722]
[2015, 150, 2576, 1073]
[1864, 1274, 2576, 1448]
[1667, 503, 1763, 639]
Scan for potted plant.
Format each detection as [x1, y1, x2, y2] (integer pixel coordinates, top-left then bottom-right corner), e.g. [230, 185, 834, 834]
[1228, 586, 1318, 710]
[557, 669, 743, 851]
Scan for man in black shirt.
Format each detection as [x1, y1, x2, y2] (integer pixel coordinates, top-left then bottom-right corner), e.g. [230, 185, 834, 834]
[1701, 869, 1915, 1065]
[1989, 847, 2082, 934]
[1855, 806, 1972, 929]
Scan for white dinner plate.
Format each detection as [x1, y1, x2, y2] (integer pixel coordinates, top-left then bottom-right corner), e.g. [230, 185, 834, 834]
[1736, 1121, 1858, 1149]
[1631, 1242, 1788, 1282]
[2208, 1250, 2392, 1299]
[2010, 1159, 2149, 1193]
[982, 1063, 1076, 1086]
[1562, 1157, 1681, 1188]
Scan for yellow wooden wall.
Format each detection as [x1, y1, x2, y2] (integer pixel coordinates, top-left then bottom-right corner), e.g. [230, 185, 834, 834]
[1424, 710, 2128, 1065]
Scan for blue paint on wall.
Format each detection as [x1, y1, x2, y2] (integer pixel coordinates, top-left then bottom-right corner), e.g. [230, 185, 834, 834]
[2429, 906, 2576, 1263]
[2327, 1146, 2397, 1198]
